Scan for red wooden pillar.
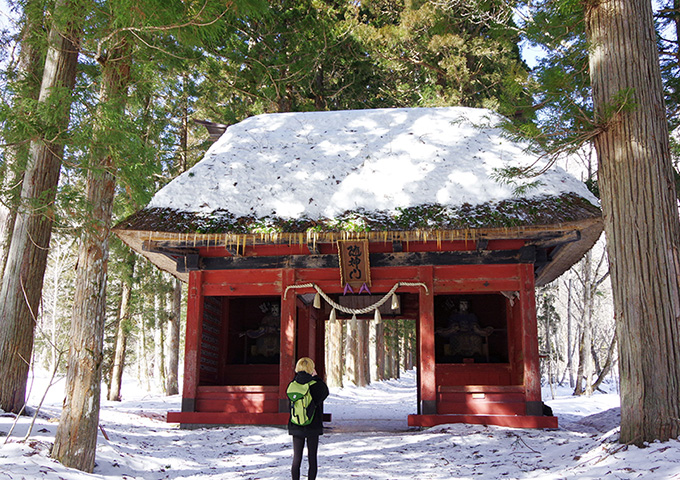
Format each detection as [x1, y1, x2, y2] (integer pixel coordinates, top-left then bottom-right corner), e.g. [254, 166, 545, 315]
[418, 266, 436, 414]
[519, 263, 542, 415]
[182, 270, 204, 412]
[279, 268, 297, 412]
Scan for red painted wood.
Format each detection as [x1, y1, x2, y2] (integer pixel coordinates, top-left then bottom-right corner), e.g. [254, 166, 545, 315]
[178, 246, 546, 424]
[437, 385, 523, 393]
[434, 264, 521, 279]
[198, 385, 279, 393]
[437, 392, 525, 404]
[204, 283, 284, 296]
[435, 364, 513, 386]
[202, 269, 283, 296]
[196, 398, 279, 413]
[418, 266, 436, 411]
[296, 266, 423, 289]
[437, 402, 526, 416]
[433, 265, 521, 293]
[279, 269, 297, 404]
[295, 268, 339, 284]
[203, 268, 282, 284]
[520, 264, 541, 403]
[434, 279, 521, 293]
[407, 414, 558, 429]
[222, 365, 279, 386]
[182, 271, 204, 407]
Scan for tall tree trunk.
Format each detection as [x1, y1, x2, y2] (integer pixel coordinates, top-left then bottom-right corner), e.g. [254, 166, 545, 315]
[108, 255, 135, 401]
[573, 328, 587, 395]
[591, 332, 618, 392]
[163, 85, 188, 394]
[356, 318, 368, 387]
[565, 278, 575, 388]
[139, 306, 151, 390]
[0, 0, 46, 282]
[369, 317, 384, 383]
[327, 316, 343, 387]
[165, 278, 181, 396]
[153, 287, 167, 391]
[0, 0, 81, 414]
[585, 0, 680, 444]
[52, 39, 131, 472]
[345, 316, 358, 385]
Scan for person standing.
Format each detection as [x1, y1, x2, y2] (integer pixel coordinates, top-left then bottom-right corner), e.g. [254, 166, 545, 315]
[287, 357, 329, 480]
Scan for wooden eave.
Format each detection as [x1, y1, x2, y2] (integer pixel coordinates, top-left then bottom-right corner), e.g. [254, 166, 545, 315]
[113, 217, 602, 286]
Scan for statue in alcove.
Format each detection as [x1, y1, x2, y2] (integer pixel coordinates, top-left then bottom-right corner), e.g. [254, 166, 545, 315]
[436, 300, 493, 361]
[241, 303, 280, 361]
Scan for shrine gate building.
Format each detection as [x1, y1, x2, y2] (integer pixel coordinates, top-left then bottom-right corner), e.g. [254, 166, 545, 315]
[114, 107, 602, 429]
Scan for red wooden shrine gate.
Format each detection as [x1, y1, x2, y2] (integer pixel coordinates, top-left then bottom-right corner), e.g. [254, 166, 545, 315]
[166, 240, 557, 429]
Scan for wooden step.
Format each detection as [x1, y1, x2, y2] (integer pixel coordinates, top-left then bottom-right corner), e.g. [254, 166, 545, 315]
[437, 401, 526, 416]
[437, 385, 524, 393]
[408, 414, 558, 429]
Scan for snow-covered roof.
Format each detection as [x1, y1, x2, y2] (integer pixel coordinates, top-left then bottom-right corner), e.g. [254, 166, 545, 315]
[147, 107, 597, 223]
[115, 107, 602, 284]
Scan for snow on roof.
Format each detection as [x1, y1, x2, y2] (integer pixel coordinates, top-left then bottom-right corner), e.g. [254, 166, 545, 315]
[148, 107, 598, 224]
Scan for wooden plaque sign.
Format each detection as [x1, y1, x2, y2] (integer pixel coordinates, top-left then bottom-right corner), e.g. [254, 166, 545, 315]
[337, 239, 371, 289]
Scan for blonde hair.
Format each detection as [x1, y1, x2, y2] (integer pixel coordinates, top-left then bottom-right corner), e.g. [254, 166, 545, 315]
[295, 357, 315, 374]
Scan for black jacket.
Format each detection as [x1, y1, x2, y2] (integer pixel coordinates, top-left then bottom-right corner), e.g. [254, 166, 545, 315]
[287, 371, 329, 437]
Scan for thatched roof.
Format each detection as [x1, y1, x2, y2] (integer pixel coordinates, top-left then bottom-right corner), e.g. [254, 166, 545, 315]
[114, 107, 602, 285]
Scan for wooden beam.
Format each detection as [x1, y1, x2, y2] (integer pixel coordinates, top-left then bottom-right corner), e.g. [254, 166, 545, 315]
[418, 266, 436, 415]
[407, 414, 557, 429]
[199, 247, 537, 271]
[142, 243, 201, 272]
[182, 271, 204, 412]
[531, 229, 581, 248]
[279, 269, 297, 413]
[519, 264, 542, 412]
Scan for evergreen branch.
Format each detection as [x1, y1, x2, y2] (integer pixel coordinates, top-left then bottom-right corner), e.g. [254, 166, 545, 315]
[127, 30, 192, 61]
[94, 0, 235, 61]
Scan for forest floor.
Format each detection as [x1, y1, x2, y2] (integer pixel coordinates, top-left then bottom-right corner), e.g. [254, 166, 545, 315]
[1, 370, 679, 479]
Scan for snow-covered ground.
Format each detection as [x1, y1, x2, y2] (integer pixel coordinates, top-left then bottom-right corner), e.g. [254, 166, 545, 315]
[2, 370, 679, 480]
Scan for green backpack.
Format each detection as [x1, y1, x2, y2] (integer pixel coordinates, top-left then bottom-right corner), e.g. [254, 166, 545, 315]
[287, 380, 317, 426]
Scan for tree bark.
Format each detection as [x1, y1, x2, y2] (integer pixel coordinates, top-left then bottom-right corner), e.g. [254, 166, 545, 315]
[327, 316, 343, 387]
[345, 316, 358, 385]
[566, 278, 575, 388]
[369, 318, 385, 383]
[356, 318, 369, 387]
[52, 39, 131, 472]
[153, 288, 166, 390]
[0, 0, 46, 281]
[165, 278, 182, 396]
[108, 255, 135, 401]
[591, 332, 618, 392]
[585, 0, 680, 444]
[0, 0, 81, 414]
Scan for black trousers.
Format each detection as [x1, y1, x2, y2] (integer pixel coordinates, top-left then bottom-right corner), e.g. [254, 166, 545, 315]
[291, 435, 319, 480]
